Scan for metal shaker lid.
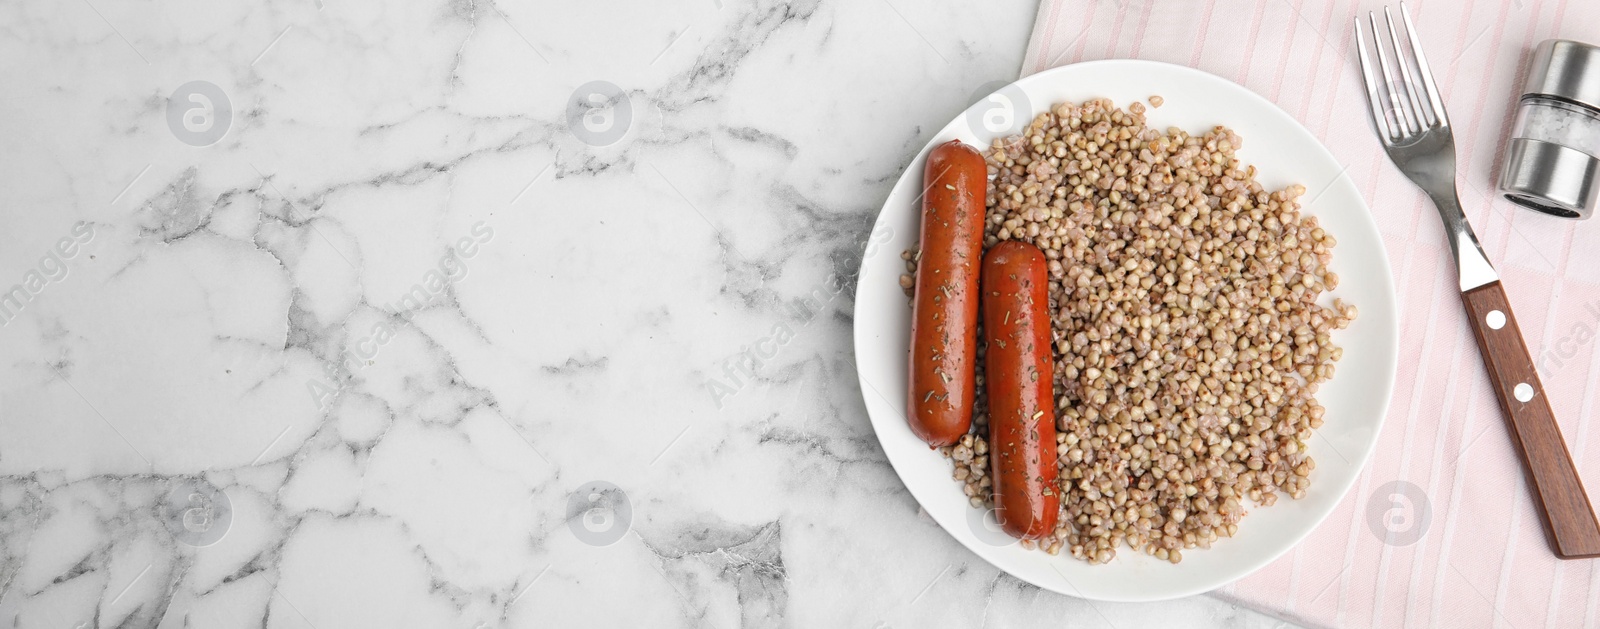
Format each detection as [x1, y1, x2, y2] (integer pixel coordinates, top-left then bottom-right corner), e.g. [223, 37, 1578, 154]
[1522, 39, 1600, 110]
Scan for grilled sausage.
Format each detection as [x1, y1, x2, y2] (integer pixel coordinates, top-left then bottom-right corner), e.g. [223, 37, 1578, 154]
[907, 140, 986, 447]
[982, 240, 1059, 540]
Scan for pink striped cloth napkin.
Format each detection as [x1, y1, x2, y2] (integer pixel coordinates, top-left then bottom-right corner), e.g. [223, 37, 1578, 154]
[1022, 1, 1600, 627]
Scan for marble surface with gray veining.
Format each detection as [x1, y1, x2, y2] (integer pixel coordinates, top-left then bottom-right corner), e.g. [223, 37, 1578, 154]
[0, 0, 1296, 626]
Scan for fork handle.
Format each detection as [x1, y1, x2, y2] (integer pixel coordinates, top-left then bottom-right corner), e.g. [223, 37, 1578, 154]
[1462, 281, 1600, 558]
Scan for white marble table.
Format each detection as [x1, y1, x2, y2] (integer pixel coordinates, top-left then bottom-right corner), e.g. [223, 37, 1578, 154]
[0, 1, 1295, 626]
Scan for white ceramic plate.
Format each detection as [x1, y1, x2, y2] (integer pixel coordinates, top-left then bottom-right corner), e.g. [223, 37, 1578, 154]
[854, 60, 1399, 602]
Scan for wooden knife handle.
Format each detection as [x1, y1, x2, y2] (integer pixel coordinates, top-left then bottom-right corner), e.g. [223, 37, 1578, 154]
[1462, 281, 1600, 558]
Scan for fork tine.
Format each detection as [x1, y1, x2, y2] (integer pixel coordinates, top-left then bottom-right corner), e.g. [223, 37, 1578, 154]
[1383, 6, 1430, 128]
[1354, 16, 1394, 142]
[1398, 1, 1449, 127]
[1369, 11, 1416, 135]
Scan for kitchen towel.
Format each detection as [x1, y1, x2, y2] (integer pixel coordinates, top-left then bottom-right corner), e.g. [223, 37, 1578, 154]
[1023, 1, 1600, 627]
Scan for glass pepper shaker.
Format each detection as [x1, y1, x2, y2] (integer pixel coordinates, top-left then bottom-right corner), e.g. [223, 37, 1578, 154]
[1499, 39, 1600, 219]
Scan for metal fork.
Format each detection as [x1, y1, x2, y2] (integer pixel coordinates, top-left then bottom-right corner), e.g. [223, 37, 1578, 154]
[1355, 3, 1600, 559]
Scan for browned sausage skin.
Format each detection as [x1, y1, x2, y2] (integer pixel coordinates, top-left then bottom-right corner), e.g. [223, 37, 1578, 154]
[907, 140, 986, 448]
[982, 240, 1060, 540]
